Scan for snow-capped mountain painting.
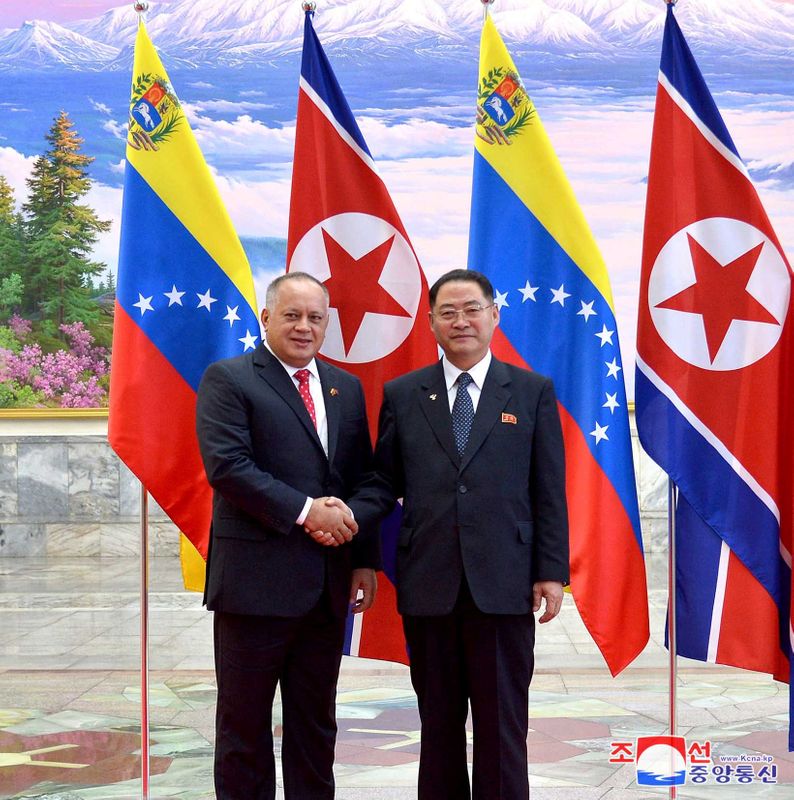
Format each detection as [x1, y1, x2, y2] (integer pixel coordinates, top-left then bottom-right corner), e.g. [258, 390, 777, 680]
[3, 0, 794, 68]
[0, 0, 792, 399]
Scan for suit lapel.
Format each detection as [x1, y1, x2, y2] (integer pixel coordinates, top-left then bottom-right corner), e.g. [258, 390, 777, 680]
[318, 360, 340, 464]
[459, 358, 511, 473]
[418, 361, 459, 469]
[252, 346, 325, 456]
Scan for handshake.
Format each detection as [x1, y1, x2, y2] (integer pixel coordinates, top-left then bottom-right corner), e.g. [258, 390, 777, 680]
[304, 496, 358, 547]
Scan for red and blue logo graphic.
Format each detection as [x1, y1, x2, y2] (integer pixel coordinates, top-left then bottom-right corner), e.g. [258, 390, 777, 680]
[636, 736, 687, 787]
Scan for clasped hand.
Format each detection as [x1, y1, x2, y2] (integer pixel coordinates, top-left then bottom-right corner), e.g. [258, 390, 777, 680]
[304, 496, 358, 547]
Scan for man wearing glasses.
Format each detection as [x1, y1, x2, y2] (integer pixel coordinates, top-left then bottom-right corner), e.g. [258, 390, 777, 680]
[352, 268, 569, 800]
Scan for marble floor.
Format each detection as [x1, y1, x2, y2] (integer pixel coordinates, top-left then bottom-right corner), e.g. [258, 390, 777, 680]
[0, 554, 791, 799]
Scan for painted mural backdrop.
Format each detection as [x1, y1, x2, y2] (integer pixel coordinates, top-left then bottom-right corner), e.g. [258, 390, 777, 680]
[0, 0, 791, 406]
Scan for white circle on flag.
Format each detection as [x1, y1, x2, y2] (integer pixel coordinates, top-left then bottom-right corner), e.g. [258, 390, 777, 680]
[289, 212, 423, 364]
[648, 217, 790, 371]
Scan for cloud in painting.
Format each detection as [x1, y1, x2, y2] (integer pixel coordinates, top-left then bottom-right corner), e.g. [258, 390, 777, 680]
[102, 118, 126, 140]
[186, 109, 295, 160]
[85, 180, 123, 275]
[190, 99, 275, 114]
[89, 98, 112, 115]
[0, 145, 36, 205]
[186, 107, 473, 165]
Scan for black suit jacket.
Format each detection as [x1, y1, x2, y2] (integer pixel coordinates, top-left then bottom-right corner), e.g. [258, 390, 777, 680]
[196, 345, 380, 619]
[351, 357, 568, 616]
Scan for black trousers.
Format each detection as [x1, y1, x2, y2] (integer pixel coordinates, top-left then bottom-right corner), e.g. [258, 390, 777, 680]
[403, 579, 535, 800]
[213, 597, 347, 800]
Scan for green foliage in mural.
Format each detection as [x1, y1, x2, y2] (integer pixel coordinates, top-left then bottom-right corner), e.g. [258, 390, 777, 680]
[22, 111, 111, 329]
[0, 112, 112, 407]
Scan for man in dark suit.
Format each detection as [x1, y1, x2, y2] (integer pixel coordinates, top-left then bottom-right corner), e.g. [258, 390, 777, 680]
[351, 268, 569, 800]
[196, 271, 380, 800]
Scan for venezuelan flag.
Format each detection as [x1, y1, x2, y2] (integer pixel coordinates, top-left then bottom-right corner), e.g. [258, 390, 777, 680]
[468, 15, 649, 675]
[108, 21, 259, 591]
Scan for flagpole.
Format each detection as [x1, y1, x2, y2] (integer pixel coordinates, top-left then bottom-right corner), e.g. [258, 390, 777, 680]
[661, 3, 679, 796]
[663, 10, 678, 798]
[139, 484, 150, 800]
[130, 8, 151, 798]
[663, 9, 679, 798]
[480, 0, 494, 21]
[668, 478, 678, 800]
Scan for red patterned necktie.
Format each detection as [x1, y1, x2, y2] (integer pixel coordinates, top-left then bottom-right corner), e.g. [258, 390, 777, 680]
[294, 368, 317, 429]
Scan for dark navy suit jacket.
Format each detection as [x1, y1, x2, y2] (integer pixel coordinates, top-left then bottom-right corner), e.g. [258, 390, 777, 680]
[196, 344, 380, 619]
[351, 356, 569, 616]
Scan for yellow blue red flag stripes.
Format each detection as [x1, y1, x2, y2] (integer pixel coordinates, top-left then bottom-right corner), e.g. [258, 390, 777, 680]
[468, 15, 648, 675]
[108, 21, 259, 590]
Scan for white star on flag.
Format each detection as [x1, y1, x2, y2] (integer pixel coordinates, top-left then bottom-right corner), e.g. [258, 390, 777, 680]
[238, 329, 258, 351]
[197, 289, 218, 312]
[577, 300, 597, 322]
[494, 289, 509, 310]
[603, 392, 620, 414]
[224, 305, 241, 327]
[590, 421, 609, 444]
[605, 357, 622, 379]
[595, 324, 615, 347]
[519, 280, 539, 302]
[163, 285, 185, 306]
[134, 293, 154, 315]
[550, 284, 571, 307]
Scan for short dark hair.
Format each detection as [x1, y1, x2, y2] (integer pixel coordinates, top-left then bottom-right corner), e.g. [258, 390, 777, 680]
[428, 269, 494, 308]
[265, 271, 329, 310]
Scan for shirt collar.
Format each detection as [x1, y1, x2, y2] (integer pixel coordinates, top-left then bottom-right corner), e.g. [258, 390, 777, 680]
[264, 341, 320, 382]
[442, 350, 492, 392]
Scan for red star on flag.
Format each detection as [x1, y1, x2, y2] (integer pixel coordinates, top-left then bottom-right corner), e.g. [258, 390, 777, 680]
[322, 228, 412, 356]
[655, 234, 778, 363]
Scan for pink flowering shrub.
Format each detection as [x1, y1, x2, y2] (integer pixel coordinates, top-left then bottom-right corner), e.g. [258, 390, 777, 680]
[0, 343, 41, 382]
[0, 320, 109, 408]
[8, 314, 31, 339]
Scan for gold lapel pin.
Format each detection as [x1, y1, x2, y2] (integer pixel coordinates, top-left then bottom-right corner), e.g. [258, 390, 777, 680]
[330, 388, 339, 397]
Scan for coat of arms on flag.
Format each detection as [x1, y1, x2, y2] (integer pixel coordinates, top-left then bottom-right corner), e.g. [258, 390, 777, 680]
[469, 13, 649, 676]
[109, 19, 259, 591]
[476, 66, 535, 145]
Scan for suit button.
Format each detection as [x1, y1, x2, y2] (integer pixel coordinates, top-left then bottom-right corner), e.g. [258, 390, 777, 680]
[458, 485, 467, 494]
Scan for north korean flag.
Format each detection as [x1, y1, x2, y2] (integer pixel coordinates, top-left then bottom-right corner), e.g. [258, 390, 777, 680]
[287, 10, 438, 663]
[636, 4, 794, 746]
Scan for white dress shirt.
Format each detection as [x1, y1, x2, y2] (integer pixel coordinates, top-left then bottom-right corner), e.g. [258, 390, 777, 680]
[442, 350, 492, 413]
[264, 343, 327, 524]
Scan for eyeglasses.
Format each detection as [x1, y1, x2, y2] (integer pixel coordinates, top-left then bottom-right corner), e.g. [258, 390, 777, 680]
[431, 304, 494, 323]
